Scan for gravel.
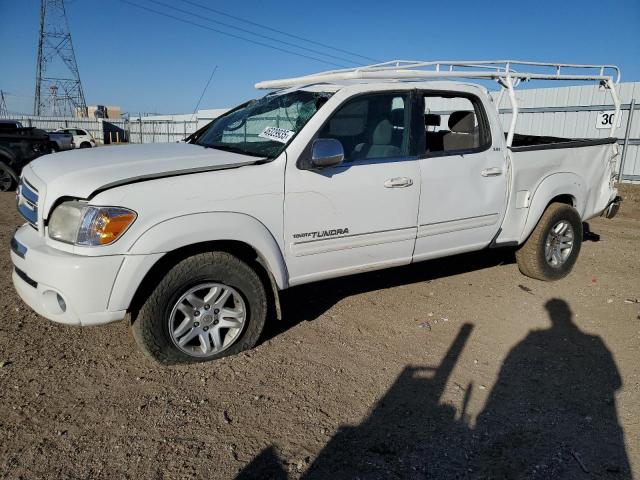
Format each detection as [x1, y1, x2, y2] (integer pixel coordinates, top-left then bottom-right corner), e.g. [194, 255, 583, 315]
[1, 186, 638, 479]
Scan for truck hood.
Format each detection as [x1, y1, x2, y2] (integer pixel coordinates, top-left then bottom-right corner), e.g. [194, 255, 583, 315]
[26, 142, 262, 216]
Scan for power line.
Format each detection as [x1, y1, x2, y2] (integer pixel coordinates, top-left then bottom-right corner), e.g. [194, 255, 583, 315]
[148, 0, 363, 66]
[0, 91, 34, 99]
[117, 0, 350, 68]
[178, 0, 379, 64]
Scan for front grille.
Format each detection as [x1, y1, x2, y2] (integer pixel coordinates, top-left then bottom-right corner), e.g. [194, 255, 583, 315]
[16, 178, 39, 229]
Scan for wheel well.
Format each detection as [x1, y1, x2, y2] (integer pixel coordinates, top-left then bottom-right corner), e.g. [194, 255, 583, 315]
[547, 194, 575, 209]
[519, 193, 579, 246]
[128, 240, 280, 322]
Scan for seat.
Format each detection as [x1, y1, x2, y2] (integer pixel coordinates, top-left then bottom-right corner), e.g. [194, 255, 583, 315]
[353, 118, 402, 160]
[442, 111, 478, 151]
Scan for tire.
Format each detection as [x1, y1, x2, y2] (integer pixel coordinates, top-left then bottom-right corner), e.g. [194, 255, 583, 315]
[80, 142, 91, 148]
[131, 251, 268, 365]
[50, 143, 59, 152]
[0, 163, 16, 192]
[516, 203, 582, 281]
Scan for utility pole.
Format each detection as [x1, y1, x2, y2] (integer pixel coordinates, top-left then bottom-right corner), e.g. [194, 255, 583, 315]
[0, 91, 7, 117]
[34, 0, 87, 117]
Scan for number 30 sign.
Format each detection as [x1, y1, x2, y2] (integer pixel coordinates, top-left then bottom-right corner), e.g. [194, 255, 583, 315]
[596, 111, 622, 129]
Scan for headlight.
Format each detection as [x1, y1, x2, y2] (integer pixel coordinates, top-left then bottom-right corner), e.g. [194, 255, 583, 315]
[48, 201, 136, 246]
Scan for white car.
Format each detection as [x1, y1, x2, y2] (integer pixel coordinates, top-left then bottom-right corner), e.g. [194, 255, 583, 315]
[56, 128, 96, 148]
[10, 60, 622, 364]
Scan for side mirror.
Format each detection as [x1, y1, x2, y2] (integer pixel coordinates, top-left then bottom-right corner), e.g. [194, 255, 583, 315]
[311, 138, 344, 168]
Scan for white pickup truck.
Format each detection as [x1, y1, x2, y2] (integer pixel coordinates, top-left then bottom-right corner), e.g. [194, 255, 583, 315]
[10, 60, 622, 364]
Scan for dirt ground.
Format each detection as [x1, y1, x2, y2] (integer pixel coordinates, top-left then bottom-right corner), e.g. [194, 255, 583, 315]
[0, 185, 639, 479]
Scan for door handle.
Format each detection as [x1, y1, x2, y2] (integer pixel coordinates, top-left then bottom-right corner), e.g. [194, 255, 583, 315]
[384, 177, 413, 188]
[481, 167, 502, 177]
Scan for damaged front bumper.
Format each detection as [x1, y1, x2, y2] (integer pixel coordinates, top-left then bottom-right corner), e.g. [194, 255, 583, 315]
[10, 224, 127, 326]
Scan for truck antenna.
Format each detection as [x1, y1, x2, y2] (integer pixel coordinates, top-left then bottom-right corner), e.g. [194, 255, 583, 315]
[191, 65, 218, 121]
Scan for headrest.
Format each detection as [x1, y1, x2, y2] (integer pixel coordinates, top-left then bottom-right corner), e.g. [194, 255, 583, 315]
[424, 113, 441, 127]
[372, 119, 393, 145]
[389, 108, 405, 127]
[448, 111, 475, 133]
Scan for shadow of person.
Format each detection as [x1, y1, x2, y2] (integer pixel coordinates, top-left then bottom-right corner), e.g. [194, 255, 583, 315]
[238, 299, 631, 479]
[235, 446, 288, 480]
[236, 324, 476, 480]
[299, 323, 475, 479]
[471, 298, 631, 478]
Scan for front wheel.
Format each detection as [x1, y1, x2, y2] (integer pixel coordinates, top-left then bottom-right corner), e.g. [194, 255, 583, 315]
[515, 203, 583, 281]
[131, 251, 268, 364]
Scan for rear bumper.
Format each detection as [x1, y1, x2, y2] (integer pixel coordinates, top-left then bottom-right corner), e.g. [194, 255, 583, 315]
[602, 195, 622, 219]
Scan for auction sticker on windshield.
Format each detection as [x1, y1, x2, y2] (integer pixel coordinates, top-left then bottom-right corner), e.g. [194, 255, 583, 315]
[259, 126, 295, 143]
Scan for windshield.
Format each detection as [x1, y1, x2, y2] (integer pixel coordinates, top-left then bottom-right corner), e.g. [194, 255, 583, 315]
[192, 90, 333, 158]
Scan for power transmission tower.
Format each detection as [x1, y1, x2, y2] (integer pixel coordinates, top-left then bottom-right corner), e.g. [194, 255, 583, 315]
[34, 0, 87, 117]
[0, 91, 8, 117]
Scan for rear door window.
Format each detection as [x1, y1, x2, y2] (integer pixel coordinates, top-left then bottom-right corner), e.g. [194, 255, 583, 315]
[422, 94, 490, 155]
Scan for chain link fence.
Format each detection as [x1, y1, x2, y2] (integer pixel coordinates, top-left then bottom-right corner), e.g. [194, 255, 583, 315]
[0, 115, 205, 145]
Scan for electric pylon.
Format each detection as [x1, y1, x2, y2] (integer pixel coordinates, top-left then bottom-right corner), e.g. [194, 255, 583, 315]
[0, 91, 8, 117]
[34, 0, 87, 117]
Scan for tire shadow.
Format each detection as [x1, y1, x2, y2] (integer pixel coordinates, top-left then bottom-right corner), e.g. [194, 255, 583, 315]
[583, 221, 601, 242]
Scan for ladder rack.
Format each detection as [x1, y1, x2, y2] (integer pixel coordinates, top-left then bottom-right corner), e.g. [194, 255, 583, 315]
[255, 60, 622, 144]
[256, 60, 621, 88]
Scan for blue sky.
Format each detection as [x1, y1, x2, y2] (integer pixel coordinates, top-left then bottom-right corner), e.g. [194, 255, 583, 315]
[1, 0, 639, 115]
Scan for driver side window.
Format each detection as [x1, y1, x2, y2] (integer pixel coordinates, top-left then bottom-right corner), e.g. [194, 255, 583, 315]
[318, 93, 410, 162]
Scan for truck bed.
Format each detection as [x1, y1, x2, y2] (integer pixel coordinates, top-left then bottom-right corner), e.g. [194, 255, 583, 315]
[495, 138, 618, 246]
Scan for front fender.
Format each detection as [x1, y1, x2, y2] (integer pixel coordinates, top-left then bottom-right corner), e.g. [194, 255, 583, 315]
[128, 211, 288, 289]
[520, 172, 585, 243]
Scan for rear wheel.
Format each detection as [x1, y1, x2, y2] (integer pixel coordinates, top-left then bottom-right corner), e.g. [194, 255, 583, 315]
[80, 142, 91, 148]
[516, 203, 582, 281]
[0, 163, 16, 192]
[131, 251, 268, 365]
